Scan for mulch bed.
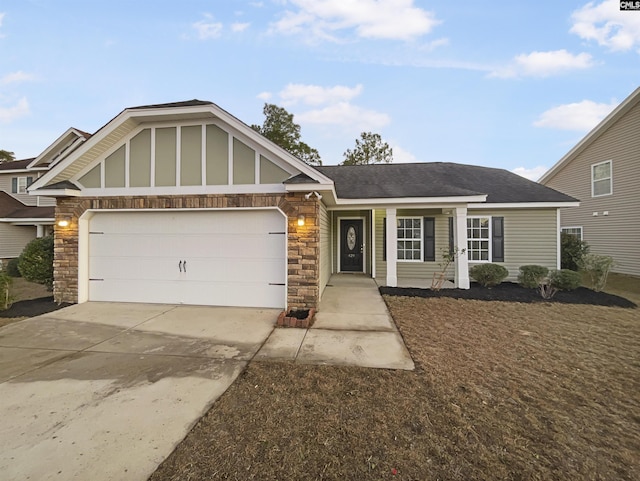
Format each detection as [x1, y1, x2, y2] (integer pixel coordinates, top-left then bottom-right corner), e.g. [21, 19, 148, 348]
[0, 297, 72, 318]
[380, 282, 637, 308]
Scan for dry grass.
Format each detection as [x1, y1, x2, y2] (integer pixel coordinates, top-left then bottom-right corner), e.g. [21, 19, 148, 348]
[151, 297, 640, 481]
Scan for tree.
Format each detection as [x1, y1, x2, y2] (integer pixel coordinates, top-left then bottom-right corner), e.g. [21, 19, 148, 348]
[342, 132, 393, 166]
[18, 235, 54, 290]
[251, 104, 322, 166]
[0, 150, 16, 163]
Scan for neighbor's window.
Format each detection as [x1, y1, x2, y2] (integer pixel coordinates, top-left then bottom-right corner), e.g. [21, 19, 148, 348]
[397, 217, 422, 261]
[467, 217, 491, 261]
[561, 227, 583, 240]
[592, 160, 612, 197]
[11, 176, 31, 194]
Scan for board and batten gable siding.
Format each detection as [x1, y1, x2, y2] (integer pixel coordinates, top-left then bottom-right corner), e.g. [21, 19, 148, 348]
[77, 123, 293, 190]
[0, 223, 37, 258]
[319, 202, 331, 296]
[543, 102, 640, 277]
[374, 208, 558, 283]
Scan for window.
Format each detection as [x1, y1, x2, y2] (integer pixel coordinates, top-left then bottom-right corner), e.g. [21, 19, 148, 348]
[11, 176, 33, 194]
[592, 160, 612, 197]
[467, 217, 490, 261]
[561, 227, 583, 240]
[397, 217, 422, 261]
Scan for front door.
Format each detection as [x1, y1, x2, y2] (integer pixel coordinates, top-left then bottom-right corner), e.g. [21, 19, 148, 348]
[340, 219, 364, 272]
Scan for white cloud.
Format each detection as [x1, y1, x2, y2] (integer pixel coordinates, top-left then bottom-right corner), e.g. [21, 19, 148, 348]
[231, 22, 250, 32]
[512, 166, 549, 182]
[0, 12, 5, 38]
[279, 83, 363, 106]
[571, 0, 640, 52]
[0, 71, 35, 85]
[272, 0, 440, 41]
[0, 97, 30, 123]
[533, 99, 618, 131]
[192, 15, 223, 39]
[390, 143, 418, 163]
[296, 101, 390, 131]
[257, 91, 273, 101]
[490, 50, 594, 78]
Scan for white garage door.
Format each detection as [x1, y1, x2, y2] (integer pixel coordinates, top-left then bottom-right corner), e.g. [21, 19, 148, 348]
[87, 210, 286, 308]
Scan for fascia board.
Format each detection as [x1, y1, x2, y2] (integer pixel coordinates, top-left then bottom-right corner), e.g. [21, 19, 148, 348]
[539, 86, 640, 184]
[27, 188, 81, 197]
[468, 202, 580, 209]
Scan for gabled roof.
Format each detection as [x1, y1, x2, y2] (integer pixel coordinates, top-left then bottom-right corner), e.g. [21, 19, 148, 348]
[0, 192, 54, 220]
[29, 127, 92, 168]
[316, 163, 577, 203]
[539, 86, 640, 184]
[30, 100, 334, 191]
[0, 158, 36, 171]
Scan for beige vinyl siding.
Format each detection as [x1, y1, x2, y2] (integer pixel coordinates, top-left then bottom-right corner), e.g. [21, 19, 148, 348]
[469, 208, 558, 281]
[319, 202, 331, 297]
[0, 173, 37, 206]
[260, 156, 290, 184]
[155, 127, 177, 187]
[35, 196, 56, 207]
[543, 102, 640, 276]
[79, 164, 101, 188]
[374, 209, 449, 282]
[180, 126, 202, 186]
[0, 223, 37, 258]
[129, 128, 151, 187]
[332, 210, 372, 274]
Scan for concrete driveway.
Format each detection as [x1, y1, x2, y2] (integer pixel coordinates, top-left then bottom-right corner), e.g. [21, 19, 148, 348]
[0, 302, 278, 481]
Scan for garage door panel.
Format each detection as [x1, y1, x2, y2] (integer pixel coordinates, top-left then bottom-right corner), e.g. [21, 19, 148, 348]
[87, 210, 286, 308]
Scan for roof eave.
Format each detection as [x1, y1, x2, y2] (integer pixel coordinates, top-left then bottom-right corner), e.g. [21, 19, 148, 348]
[539, 86, 640, 184]
[468, 201, 580, 209]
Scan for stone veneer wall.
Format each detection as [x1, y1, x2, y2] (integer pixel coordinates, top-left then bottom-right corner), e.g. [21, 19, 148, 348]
[54, 193, 320, 309]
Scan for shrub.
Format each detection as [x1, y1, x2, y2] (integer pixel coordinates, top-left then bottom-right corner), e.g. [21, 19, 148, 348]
[549, 269, 582, 291]
[518, 265, 549, 289]
[561, 232, 589, 271]
[18, 235, 54, 290]
[469, 263, 509, 287]
[6, 258, 21, 277]
[0, 269, 12, 310]
[579, 253, 614, 292]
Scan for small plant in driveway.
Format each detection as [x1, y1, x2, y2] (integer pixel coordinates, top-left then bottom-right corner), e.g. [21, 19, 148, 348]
[18, 235, 54, 291]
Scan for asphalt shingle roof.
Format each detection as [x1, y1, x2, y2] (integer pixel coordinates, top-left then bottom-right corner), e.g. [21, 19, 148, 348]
[0, 159, 35, 171]
[0, 192, 54, 219]
[315, 163, 577, 203]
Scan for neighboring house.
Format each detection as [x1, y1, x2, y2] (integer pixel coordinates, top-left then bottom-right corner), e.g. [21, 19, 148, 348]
[29, 100, 577, 309]
[0, 128, 91, 265]
[539, 86, 640, 277]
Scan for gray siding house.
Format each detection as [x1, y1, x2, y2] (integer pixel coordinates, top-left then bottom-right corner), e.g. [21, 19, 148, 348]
[540, 86, 640, 277]
[28, 100, 577, 309]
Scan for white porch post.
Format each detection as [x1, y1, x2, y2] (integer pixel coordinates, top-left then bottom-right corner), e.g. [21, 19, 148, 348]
[386, 208, 397, 287]
[454, 207, 470, 289]
[36, 224, 44, 238]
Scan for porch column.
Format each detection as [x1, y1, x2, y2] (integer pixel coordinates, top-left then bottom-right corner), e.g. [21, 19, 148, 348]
[454, 207, 470, 289]
[36, 224, 45, 237]
[386, 208, 397, 287]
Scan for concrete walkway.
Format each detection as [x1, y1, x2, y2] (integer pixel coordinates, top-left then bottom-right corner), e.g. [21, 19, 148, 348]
[256, 274, 415, 371]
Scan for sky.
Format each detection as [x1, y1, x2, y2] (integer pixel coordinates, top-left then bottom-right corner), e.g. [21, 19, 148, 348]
[0, 0, 638, 180]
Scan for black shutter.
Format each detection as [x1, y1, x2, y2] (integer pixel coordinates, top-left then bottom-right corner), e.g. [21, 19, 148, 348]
[448, 217, 454, 254]
[423, 217, 435, 261]
[382, 218, 386, 261]
[26, 176, 33, 187]
[11, 178, 17, 193]
[492, 217, 504, 262]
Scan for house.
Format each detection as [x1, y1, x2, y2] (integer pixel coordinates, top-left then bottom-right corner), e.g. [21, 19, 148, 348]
[539, 86, 640, 277]
[0, 128, 92, 266]
[28, 100, 577, 309]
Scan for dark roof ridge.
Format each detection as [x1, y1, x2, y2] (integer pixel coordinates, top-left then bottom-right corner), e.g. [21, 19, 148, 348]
[127, 100, 214, 110]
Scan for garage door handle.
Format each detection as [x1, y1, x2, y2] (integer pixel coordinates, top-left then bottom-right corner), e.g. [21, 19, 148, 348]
[183, 260, 187, 272]
[178, 260, 183, 272]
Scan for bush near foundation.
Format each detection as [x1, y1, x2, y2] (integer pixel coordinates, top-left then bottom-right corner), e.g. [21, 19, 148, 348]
[561, 232, 589, 271]
[518, 265, 549, 289]
[580, 254, 614, 292]
[18, 235, 54, 290]
[470, 263, 509, 287]
[6, 258, 21, 277]
[0, 269, 12, 310]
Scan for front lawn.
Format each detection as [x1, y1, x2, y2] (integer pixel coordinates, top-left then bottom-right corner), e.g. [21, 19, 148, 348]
[150, 294, 639, 480]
